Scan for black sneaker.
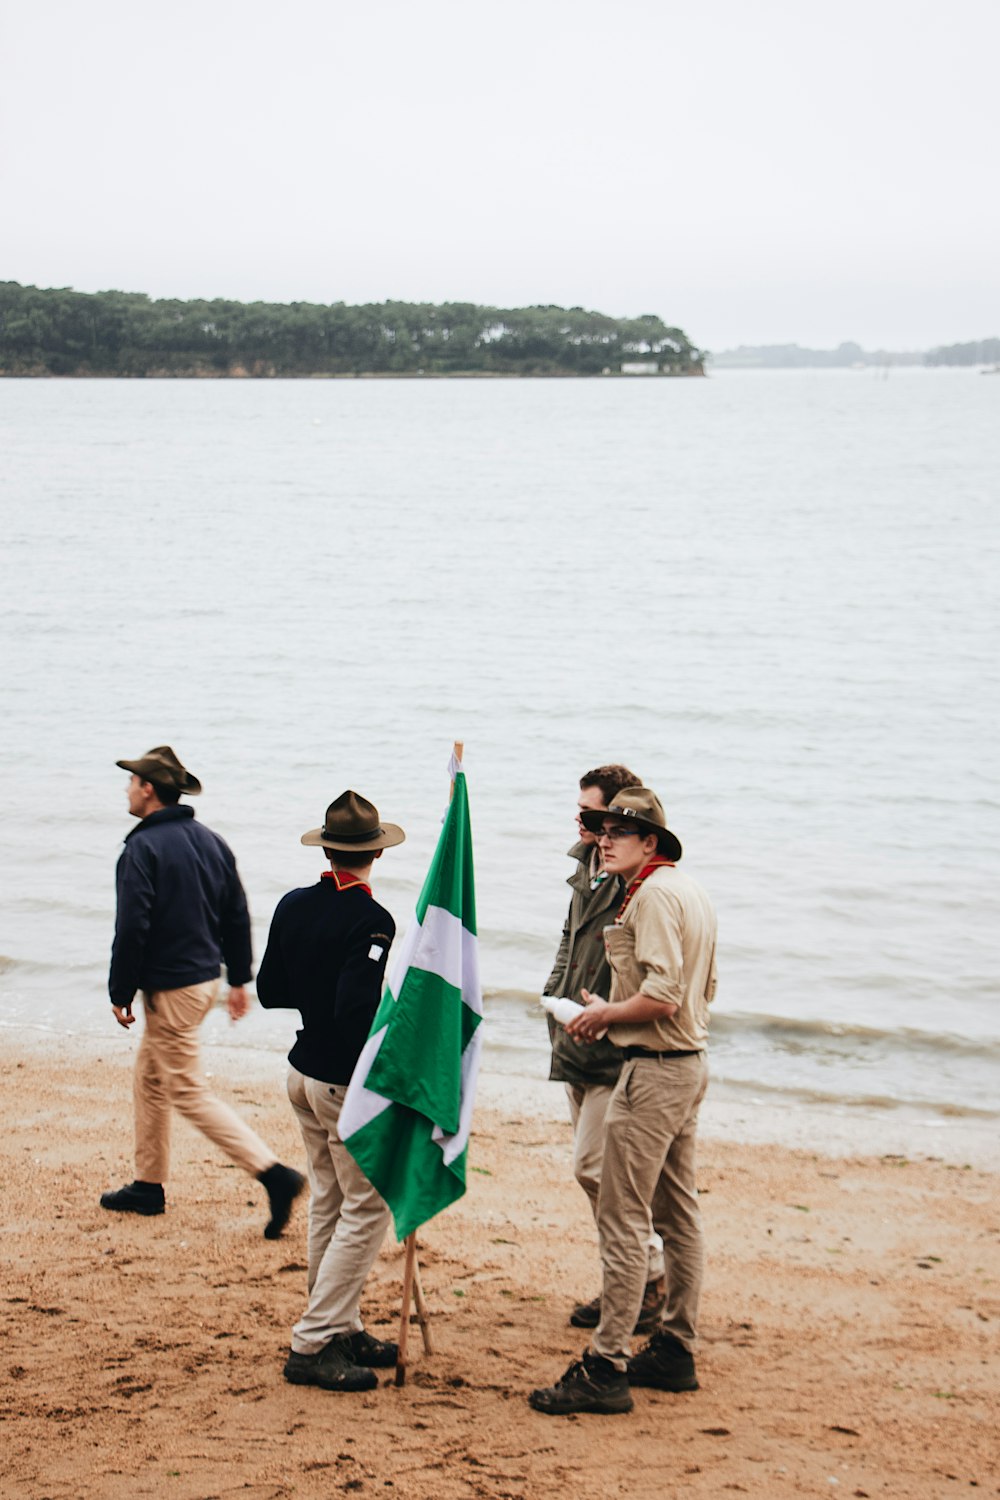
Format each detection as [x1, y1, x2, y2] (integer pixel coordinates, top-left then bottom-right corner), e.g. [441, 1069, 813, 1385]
[626, 1331, 699, 1392]
[100, 1181, 165, 1216]
[258, 1163, 305, 1240]
[569, 1277, 666, 1334]
[283, 1337, 377, 1392]
[346, 1329, 398, 1368]
[529, 1350, 633, 1415]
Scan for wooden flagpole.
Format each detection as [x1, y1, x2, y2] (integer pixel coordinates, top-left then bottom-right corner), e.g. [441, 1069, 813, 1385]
[393, 741, 463, 1387]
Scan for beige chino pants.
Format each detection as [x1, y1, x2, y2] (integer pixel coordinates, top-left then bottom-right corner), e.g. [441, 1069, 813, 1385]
[565, 1082, 665, 1282]
[134, 980, 276, 1184]
[287, 1067, 392, 1355]
[592, 1051, 708, 1368]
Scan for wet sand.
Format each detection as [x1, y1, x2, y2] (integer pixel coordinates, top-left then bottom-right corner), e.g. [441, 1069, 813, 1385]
[1, 1031, 997, 1499]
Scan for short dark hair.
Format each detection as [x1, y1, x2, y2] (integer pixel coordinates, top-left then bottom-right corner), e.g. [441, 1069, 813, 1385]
[147, 779, 181, 806]
[579, 764, 643, 804]
[324, 847, 375, 871]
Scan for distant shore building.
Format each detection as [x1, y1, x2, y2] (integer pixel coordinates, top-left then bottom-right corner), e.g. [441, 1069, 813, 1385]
[621, 361, 660, 375]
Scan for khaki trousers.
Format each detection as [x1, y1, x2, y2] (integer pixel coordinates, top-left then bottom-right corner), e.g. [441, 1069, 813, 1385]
[592, 1052, 708, 1368]
[565, 1082, 665, 1282]
[287, 1067, 392, 1355]
[134, 981, 276, 1184]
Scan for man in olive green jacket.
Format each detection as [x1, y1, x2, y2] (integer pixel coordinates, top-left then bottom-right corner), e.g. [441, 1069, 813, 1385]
[543, 765, 664, 1331]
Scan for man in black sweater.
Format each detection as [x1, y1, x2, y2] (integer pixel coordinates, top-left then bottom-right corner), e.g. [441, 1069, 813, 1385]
[257, 789, 405, 1393]
[101, 746, 303, 1237]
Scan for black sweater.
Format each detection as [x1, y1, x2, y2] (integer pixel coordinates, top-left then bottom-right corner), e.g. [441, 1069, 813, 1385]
[256, 877, 395, 1085]
[109, 805, 252, 1005]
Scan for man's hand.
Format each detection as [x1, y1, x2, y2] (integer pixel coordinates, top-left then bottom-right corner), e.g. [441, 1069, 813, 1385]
[111, 1003, 135, 1030]
[566, 989, 611, 1043]
[227, 985, 251, 1021]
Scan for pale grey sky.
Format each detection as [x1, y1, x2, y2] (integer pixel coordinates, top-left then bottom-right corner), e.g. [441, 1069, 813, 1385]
[2, 0, 997, 351]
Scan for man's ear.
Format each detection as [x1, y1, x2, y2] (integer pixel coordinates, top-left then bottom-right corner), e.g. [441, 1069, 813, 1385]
[373, 848, 384, 861]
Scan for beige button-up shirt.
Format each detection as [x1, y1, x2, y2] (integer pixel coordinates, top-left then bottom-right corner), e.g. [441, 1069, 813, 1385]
[605, 865, 718, 1052]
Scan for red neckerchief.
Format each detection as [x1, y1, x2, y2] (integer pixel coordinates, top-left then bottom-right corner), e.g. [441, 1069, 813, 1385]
[321, 869, 372, 896]
[616, 858, 675, 922]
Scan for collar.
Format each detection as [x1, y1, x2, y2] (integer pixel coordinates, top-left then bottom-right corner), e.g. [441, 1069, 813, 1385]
[321, 868, 372, 896]
[616, 858, 675, 921]
[125, 804, 195, 840]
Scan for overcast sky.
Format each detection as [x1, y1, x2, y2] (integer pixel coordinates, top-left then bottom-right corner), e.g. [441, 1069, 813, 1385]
[2, 0, 997, 351]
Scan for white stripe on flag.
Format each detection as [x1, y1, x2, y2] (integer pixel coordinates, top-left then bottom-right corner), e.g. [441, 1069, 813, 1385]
[431, 1024, 484, 1166]
[338, 1024, 393, 1139]
[388, 904, 483, 1016]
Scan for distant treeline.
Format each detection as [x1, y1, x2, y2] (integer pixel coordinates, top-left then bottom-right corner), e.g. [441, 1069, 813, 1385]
[0, 282, 704, 378]
[712, 338, 1000, 369]
[925, 337, 1000, 367]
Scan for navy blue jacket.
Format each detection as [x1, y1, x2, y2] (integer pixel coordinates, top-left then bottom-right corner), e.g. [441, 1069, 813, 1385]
[256, 876, 395, 1086]
[109, 805, 252, 1005]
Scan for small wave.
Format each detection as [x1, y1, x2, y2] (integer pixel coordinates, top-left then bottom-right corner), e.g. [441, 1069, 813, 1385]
[0, 953, 104, 978]
[712, 1073, 1000, 1122]
[484, 985, 545, 1007]
[711, 1009, 1000, 1061]
[7, 895, 111, 920]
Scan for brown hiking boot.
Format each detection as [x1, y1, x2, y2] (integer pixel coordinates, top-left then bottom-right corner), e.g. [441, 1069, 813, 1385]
[634, 1275, 666, 1334]
[569, 1276, 665, 1334]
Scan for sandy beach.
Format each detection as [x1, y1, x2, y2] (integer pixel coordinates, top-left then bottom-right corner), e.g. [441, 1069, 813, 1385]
[2, 1030, 997, 1500]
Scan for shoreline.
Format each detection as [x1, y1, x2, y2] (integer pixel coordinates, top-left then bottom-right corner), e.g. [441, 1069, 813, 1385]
[6, 1015, 998, 1171]
[2, 1024, 997, 1499]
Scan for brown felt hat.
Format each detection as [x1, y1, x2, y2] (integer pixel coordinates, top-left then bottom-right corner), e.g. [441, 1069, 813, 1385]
[580, 785, 682, 862]
[116, 745, 202, 796]
[301, 790, 405, 853]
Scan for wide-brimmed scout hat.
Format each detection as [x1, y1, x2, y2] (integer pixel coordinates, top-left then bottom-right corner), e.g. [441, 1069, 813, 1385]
[116, 745, 202, 796]
[580, 785, 682, 862]
[301, 790, 405, 853]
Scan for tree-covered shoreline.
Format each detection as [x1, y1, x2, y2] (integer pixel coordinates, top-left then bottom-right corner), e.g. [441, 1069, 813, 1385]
[0, 282, 705, 378]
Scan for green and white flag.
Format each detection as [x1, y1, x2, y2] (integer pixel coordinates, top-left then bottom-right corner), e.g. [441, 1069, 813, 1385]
[339, 754, 483, 1240]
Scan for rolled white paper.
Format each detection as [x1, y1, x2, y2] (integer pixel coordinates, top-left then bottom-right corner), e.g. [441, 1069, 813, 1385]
[540, 995, 608, 1039]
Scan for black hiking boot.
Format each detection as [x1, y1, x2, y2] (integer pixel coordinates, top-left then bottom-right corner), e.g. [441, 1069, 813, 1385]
[528, 1350, 633, 1415]
[346, 1329, 398, 1368]
[99, 1181, 165, 1216]
[626, 1330, 699, 1392]
[257, 1162, 305, 1239]
[283, 1335, 378, 1392]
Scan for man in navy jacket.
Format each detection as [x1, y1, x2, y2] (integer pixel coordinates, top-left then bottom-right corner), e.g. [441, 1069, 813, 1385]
[101, 746, 303, 1236]
[257, 789, 404, 1393]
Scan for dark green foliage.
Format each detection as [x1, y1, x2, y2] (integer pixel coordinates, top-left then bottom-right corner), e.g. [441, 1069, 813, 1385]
[0, 282, 704, 377]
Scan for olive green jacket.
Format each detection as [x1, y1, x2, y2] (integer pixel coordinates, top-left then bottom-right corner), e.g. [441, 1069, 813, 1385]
[544, 841, 625, 1089]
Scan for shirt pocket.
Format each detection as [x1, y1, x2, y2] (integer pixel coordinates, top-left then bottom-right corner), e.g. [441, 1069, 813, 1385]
[604, 923, 644, 999]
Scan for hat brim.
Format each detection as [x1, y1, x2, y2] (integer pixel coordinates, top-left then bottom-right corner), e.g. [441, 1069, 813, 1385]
[579, 808, 682, 862]
[300, 822, 405, 853]
[116, 758, 202, 796]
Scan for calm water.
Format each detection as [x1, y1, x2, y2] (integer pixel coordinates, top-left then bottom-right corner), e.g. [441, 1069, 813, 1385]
[2, 370, 998, 1135]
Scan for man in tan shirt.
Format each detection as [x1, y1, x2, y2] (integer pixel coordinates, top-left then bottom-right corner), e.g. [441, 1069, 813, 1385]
[529, 787, 717, 1416]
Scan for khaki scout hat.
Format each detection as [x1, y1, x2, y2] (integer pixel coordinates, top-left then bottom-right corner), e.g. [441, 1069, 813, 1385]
[580, 785, 682, 862]
[116, 745, 202, 796]
[301, 790, 405, 853]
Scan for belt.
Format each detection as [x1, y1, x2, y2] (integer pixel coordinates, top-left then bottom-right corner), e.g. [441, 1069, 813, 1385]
[621, 1046, 701, 1060]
